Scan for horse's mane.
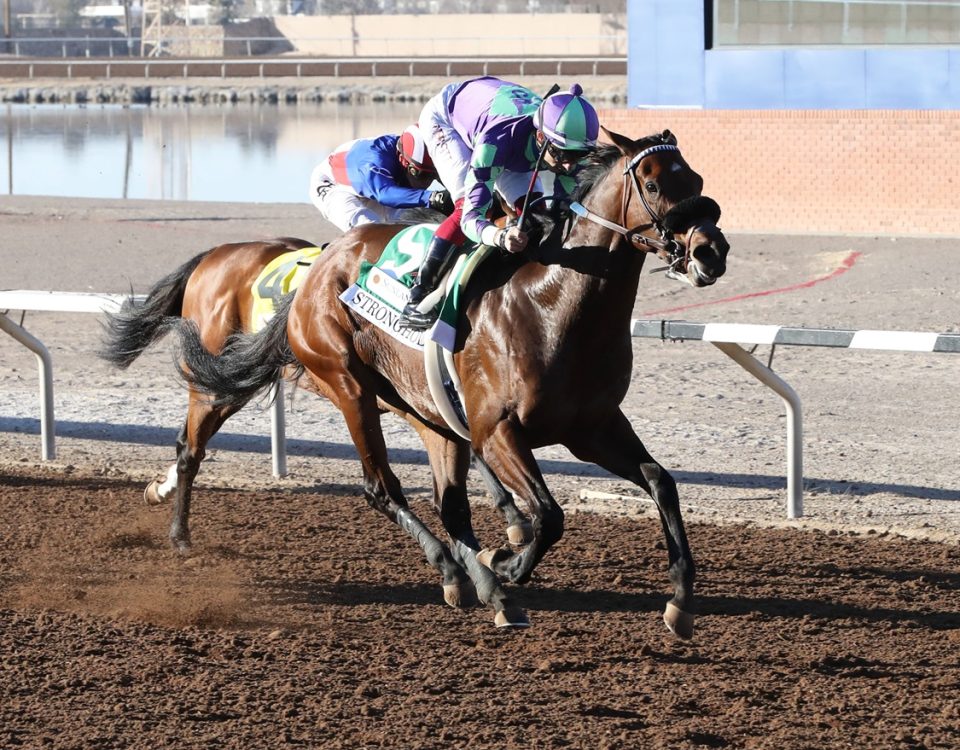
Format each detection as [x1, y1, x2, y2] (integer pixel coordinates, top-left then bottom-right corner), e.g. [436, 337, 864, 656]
[571, 132, 678, 206]
[570, 143, 623, 203]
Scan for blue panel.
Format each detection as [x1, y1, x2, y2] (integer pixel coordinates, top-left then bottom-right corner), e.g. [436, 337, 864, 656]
[705, 50, 785, 108]
[626, 0, 655, 106]
[628, 1, 960, 109]
[628, 0, 703, 108]
[952, 51, 960, 102]
[866, 49, 952, 109]
[706, 47, 960, 109]
[784, 50, 866, 109]
[655, 1, 704, 107]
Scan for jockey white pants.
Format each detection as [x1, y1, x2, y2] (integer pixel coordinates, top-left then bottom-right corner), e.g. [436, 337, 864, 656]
[418, 83, 537, 209]
[309, 163, 423, 232]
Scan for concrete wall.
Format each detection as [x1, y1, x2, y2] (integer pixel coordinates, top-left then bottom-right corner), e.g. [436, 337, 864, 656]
[2, 13, 625, 60]
[600, 108, 960, 236]
[272, 13, 626, 57]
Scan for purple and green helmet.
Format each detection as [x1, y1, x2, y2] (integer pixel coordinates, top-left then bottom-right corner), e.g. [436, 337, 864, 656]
[533, 83, 600, 152]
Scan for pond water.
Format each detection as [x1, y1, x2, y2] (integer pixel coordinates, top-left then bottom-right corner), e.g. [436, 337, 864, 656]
[0, 101, 424, 204]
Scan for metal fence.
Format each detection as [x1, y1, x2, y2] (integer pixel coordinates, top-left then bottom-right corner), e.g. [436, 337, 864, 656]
[0, 55, 627, 80]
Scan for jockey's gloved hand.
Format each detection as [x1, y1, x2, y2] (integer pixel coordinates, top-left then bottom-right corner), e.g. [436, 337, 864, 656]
[429, 190, 455, 215]
[495, 225, 529, 254]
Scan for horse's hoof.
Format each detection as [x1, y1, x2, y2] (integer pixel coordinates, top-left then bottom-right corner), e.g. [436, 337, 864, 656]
[476, 548, 496, 570]
[494, 607, 530, 628]
[443, 581, 478, 609]
[169, 534, 191, 555]
[663, 601, 695, 640]
[477, 547, 511, 571]
[506, 522, 534, 545]
[143, 479, 167, 508]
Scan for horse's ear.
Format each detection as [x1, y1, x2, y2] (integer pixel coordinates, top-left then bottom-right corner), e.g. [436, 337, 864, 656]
[661, 129, 678, 146]
[601, 126, 634, 156]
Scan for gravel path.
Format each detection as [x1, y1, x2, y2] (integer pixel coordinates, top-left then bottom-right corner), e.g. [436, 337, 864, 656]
[3, 472, 958, 749]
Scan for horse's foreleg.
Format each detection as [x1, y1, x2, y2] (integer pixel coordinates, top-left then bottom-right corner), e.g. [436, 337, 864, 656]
[476, 418, 565, 586]
[471, 450, 533, 545]
[568, 409, 695, 640]
[424, 433, 528, 627]
[168, 392, 242, 553]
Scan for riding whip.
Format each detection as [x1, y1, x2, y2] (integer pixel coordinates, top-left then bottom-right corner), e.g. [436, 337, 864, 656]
[517, 83, 560, 235]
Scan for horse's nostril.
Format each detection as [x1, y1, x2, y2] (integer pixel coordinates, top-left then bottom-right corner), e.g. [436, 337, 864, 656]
[691, 244, 727, 278]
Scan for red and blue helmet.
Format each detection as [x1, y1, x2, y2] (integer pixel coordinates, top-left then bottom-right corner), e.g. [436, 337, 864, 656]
[397, 124, 436, 176]
[532, 83, 599, 152]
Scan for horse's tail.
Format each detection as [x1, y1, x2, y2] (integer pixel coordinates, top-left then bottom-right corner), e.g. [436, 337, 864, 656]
[174, 292, 301, 408]
[98, 251, 208, 369]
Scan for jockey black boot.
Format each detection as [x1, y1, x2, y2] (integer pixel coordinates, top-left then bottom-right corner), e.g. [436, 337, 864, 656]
[401, 236, 458, 330]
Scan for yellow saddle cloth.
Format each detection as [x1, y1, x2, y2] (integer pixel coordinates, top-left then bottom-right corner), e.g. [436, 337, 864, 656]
[251, 245, 325, 332]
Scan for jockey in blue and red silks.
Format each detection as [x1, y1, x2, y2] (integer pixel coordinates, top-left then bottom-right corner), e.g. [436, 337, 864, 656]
[309, 124, 454, 232]
[400, 76, 601, 330]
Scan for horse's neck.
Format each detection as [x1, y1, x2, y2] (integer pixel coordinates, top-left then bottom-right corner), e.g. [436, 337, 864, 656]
[533, 177, 644, 324]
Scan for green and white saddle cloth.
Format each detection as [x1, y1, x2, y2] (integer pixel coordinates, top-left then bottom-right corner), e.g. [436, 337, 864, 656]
[339, 223, 492, 353]
[339, 223, 494, 439]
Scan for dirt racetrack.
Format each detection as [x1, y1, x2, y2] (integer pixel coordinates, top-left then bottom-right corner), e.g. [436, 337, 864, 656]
[2, 470, 959, 750]
[2, 195, 960, 748]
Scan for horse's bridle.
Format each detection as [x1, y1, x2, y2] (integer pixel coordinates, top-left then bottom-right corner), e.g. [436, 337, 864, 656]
[569, 143, 700, 278]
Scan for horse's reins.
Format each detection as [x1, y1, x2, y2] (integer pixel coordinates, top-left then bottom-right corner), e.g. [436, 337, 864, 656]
[569, 143, 698, 282]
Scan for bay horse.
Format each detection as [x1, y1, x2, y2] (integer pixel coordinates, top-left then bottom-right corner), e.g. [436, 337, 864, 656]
[173, 128, 729, 636]
[100, 237, 531, 555]
[99, 237, 315, 548]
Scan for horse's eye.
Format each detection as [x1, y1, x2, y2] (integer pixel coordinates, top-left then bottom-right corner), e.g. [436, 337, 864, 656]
[645, 181, 658, 194]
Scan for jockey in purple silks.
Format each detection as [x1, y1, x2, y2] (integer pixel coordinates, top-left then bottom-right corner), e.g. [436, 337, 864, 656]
[401, 76, 600, 330]
[309, 124, 454, 232]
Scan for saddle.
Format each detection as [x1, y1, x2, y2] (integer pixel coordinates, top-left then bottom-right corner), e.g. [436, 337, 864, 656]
[340, 224, 494, 439]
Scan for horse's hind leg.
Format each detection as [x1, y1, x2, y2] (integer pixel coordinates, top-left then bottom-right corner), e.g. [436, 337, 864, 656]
[472, 451, 533, 545]
[167, 389, 243, 552]
[320, 373, 472, 607]
[567, 409, 695, 640]
[424, 433, 528, 627]
[143, 463, 178, 506]
[359, 463, 474, 611]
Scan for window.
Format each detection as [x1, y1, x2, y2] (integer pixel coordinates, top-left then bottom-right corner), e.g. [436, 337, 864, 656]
[713, 0, 960, 46]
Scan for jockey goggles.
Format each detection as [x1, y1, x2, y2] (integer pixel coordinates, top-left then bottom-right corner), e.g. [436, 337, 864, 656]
[405, 163, 436, 179]
[545, 140, 591, 167]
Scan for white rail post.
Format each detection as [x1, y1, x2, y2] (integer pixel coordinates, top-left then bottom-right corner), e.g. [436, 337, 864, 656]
[711, 342, 804, 519]
[269, 380, 287, 478]
[0, 314, 55, 460]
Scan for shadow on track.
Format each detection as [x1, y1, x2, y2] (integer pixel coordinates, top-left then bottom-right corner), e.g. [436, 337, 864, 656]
[4, 416, 959, 502]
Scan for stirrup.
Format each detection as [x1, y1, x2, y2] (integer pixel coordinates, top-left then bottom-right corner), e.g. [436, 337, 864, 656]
[400, 302, 437, 331]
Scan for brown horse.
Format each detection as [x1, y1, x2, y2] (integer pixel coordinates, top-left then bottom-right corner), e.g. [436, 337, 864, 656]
[174, 129, 730, 636]
[100, 237, 531, 555]
[100, 238, 316, 547]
